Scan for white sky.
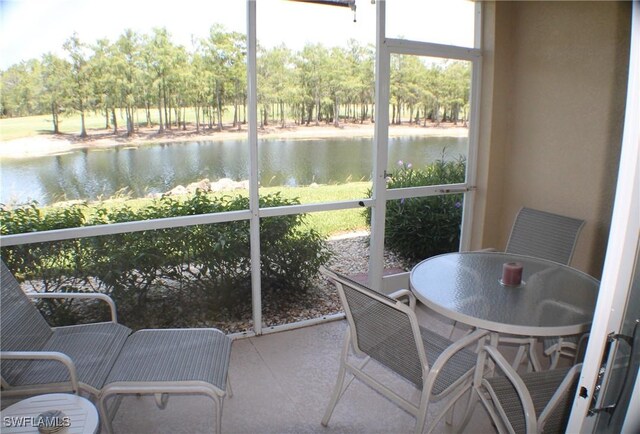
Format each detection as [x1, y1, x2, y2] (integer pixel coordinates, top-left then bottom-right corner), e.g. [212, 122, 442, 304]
[0, 0, 475, 69]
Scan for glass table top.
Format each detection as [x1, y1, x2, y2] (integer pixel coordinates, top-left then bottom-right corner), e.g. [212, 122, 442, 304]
[410, 252, 600, 336]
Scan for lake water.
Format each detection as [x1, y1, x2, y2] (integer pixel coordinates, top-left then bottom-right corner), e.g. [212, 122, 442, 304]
[0, 135, 467, 205]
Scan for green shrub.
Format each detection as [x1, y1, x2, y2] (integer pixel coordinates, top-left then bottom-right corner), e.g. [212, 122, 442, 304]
[366, 157, 466, 263]
[0, 191, 331, 329]
[0, 202, 107, 324]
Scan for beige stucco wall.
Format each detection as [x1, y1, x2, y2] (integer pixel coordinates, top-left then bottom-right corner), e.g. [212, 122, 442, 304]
[471, 1, 631, 277]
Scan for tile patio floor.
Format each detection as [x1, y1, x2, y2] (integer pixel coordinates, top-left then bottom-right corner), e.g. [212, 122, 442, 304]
[104, 307, 499, 434]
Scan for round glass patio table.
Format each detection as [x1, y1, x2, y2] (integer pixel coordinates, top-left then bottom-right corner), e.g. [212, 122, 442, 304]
[410, 252, 600, 337]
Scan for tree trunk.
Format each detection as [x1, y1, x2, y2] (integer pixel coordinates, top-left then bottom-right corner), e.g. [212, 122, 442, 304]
[236, 100, 241, 131]
[51, 102, 60, 134]
[233, 100, 238, 127]
[157, 85, 164, 133]
[280, 101, 285, 128]
[162, 79, 170, 130]
[80, 112, 87, 138]
[216, 80, 223, 131]
[145, 103, 152, 127]
[333, 97, 339, 127]
[243, 100, 247, 124]
[112, 108, 118, 134]
[305, 103, 312, 126]
[79, 98, 87, 138]
[105, 108, 110, 129]
[126, 106, 134, 136]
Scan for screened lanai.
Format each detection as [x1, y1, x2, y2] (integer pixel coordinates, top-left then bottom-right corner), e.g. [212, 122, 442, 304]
[1, 1, 638, 433]
[0, 0, 483, 336]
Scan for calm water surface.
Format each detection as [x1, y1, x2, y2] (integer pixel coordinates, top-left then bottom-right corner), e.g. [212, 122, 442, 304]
[1, 136, 467, 205]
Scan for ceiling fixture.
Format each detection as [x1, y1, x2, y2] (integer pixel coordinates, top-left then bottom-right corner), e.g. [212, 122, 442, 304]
[289, 0, 357, 22]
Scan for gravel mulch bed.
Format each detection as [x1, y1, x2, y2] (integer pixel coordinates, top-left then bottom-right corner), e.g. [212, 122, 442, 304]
[201, 231, 409, 333]
[19, 232, 409, 334]
[254, 231, 409, 332]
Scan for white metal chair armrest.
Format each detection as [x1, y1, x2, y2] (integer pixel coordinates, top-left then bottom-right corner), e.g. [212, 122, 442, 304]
[387, 289, 416, 310]
[537, 363, 582, 430]
[478, 345, 581, 433]
[425, 329, 489, 395]
[480, 345, 538, 434]
[29, 292, 118, 322]
[1, 351, 80, 394]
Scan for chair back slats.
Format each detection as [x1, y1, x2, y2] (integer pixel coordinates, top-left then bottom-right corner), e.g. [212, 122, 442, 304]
[1, 262, 53, 352]
[486, 367, 576, 434]
[506, 207, 585, 265]
[331, 272, 424, 386]
[1, 261, 54, 384]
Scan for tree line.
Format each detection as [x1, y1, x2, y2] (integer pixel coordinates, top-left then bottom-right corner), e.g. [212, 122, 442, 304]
[0, 26, 471, 137]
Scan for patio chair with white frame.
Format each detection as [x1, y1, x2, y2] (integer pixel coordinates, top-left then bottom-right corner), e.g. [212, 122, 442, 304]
[320, 267, 488, 434]
[474, 344, 581, 433]
[497, 207, 587, 370]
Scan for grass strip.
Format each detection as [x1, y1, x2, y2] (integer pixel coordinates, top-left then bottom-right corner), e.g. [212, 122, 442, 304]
[43, 182, 372, 238]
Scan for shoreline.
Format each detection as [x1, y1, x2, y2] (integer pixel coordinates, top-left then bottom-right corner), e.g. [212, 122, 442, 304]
[0, 122, 468, 159]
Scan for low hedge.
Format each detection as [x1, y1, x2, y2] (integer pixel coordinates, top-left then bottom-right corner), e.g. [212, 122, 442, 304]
[366, 158, 466, 263]
[0, 191, 331, 329]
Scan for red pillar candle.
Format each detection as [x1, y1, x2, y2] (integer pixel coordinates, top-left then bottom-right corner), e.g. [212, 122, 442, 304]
[502, 262, 523, 286]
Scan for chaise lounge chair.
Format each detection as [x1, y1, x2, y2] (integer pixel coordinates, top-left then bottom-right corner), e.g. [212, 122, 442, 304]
[0, 261, 232, 434]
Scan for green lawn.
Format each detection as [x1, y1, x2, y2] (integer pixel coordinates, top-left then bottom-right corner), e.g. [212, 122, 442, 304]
[262, 183, 371, 236]
[260, 183, 370, 204]
[0, 109, 241, 141]
[74, 182, 371, 238]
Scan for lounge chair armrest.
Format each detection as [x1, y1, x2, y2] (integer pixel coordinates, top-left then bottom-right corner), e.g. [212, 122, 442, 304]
[480, 345, 538, 434]
[29, 292, 118, 322]
[1, 351, 80, 394]
[388, 289, 416, 310]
